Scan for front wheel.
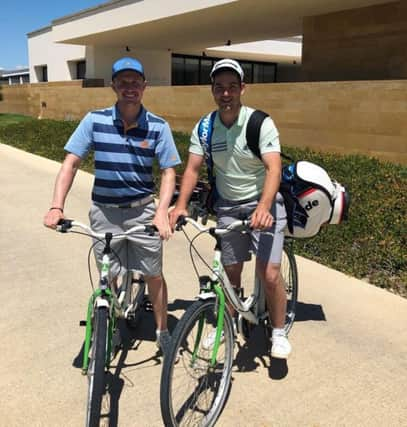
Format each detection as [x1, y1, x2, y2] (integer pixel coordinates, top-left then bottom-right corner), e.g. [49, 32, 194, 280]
[86, 306, 109, 427]
[160, 299, 235, 427]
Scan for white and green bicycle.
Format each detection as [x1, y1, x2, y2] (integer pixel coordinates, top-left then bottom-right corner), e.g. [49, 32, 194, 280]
[56, 219, 156, 427]
[160, 213, 298, 427]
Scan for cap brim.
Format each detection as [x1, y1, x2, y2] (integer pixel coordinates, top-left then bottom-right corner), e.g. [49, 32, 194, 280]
[112, 68, 145, 79]
[210, 66, 242, 80]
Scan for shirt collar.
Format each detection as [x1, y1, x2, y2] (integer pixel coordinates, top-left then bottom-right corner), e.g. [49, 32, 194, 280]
[112, 103, 146, 128]
[214, 105, 246, 129]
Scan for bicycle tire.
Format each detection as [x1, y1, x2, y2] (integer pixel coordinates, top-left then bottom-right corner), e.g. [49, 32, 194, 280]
[281, 243, 298, 334]
[86, 306, 108, 427]
[160, 299, 234, 427]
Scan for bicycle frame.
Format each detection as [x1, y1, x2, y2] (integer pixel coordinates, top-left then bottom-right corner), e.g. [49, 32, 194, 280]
[56, 219, 156, 374]
[186, 218, 269, 365]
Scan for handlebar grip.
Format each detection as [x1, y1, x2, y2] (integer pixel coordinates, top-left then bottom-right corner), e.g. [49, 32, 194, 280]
[175, 215, 187, 231]
[56, 219, 73, 233]
[144, 224, 158, 236]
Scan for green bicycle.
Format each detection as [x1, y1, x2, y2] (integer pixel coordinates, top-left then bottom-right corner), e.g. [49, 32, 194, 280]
[56, 219, 157, 427]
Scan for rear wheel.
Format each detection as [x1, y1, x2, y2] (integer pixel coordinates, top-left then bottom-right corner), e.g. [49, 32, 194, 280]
[86, 306, 109, 427]
[160, 299, 234, 427]
[281, 242, 298, 334]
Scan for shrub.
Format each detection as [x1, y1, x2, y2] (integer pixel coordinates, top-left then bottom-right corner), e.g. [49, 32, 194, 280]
[0, 118, 405, 296]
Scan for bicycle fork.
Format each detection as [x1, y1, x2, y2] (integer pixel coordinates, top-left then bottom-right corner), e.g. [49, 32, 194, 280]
[82, 287, 114, 374]
[193, 251, 228, 367]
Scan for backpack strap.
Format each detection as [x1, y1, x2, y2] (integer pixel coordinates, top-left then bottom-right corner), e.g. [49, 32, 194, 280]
[246, 110, 268, 160]
[197, 110, 217, 184]
[246, 109, 293, 162]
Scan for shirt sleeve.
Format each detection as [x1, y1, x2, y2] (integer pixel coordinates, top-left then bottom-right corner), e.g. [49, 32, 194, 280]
[64, 112, 94, 158]
[258, 116, 280, 155]
[189, 122, 204, 156]
[155, 122, 182, 169]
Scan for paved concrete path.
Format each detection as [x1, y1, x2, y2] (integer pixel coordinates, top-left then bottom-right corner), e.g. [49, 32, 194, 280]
[1, 143, 406, 427]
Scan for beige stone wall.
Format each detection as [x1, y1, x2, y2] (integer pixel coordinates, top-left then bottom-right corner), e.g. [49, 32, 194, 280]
[0, 80, 406, 164]
[302, 1, 407, 81]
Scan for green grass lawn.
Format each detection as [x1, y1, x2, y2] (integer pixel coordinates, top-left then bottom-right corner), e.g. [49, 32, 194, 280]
[0, 113, 405, 296]
[0, 113, 34, 127]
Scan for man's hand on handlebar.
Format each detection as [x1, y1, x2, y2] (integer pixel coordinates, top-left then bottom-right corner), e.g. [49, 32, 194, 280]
[169, 205, 189, 232]
[153, 208, 172, 241]
[43, 208, 65, 229]
[250, 203, 274, 230]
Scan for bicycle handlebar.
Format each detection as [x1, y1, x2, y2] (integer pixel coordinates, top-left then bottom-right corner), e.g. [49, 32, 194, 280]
[56, 219, 158, 239]
[176, 215, 251, 235]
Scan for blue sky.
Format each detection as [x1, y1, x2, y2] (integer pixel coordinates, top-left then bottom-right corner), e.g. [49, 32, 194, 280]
[0, 1, 103, 70]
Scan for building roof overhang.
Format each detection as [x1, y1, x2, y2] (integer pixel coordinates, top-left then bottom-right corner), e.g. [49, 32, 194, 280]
[30, 0, 395, 63]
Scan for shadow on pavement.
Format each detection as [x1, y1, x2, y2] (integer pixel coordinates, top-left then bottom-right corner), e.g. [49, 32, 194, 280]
[233, 301, 325, 379]
[294, 301, 326, 322]
[168, 298, 195, 312]
[71, 299, 326, 425]
[71, 308, 180, 427]
[234, 327, 289, 380]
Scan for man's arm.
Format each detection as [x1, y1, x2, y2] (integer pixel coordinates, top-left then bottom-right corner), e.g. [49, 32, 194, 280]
[168, 153, 204, 230]
[43, 153, 82, 229]
[250, 152, 281, 229]
[153, 167, 176, 240]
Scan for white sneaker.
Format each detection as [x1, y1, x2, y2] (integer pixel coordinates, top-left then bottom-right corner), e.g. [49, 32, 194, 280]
[202, 329, 224, 350]
[202, 321, 238, 351]
[271, 335, 291, 359]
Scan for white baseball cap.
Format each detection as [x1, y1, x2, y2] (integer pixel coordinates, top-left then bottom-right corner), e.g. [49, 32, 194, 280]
[210, 59, 244, 81]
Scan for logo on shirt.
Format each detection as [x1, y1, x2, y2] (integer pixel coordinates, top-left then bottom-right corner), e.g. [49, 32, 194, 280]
[140, 140, 150, 148]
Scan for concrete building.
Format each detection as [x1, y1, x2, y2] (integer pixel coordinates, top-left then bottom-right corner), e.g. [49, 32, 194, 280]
[0, 68, 30, 85]
[27, 0, 407, 86]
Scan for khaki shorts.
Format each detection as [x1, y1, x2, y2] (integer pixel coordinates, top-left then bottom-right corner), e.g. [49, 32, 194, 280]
[89, 201, 162, 277]
[215, 193, 287, 266]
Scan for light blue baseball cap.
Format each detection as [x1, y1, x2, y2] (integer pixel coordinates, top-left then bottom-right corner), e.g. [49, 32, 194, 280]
[112, 57, 145, 79]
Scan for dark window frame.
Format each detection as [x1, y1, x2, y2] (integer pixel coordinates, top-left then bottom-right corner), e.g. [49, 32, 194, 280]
[171, 53, 277, 85]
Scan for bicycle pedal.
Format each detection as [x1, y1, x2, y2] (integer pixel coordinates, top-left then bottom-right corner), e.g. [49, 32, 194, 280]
[79, 320, 87, 327]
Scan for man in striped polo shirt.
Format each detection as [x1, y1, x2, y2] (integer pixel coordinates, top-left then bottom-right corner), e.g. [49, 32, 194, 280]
[44, 57, 181, 356]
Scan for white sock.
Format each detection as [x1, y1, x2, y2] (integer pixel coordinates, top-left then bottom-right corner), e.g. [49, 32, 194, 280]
[272, 327, 286, 338]
[156, 329, 169, 339]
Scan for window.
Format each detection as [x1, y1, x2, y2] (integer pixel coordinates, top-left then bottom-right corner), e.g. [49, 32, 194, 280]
[172, 56, 184, 85]
[253, 63, 276, 83]
[185, 57, 199, 85]
[241, 62, 253, 83]
[262, 64, 276, 83]
[171, 54, 276, 85]
[34, 65, 48, 82]
[42, 66, 48, 82]
[76, 61, 86, 79]
[200, 59, 213, 85]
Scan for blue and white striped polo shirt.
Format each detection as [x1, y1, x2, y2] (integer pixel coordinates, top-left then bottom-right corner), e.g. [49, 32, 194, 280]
[64, 104, 181, 205]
